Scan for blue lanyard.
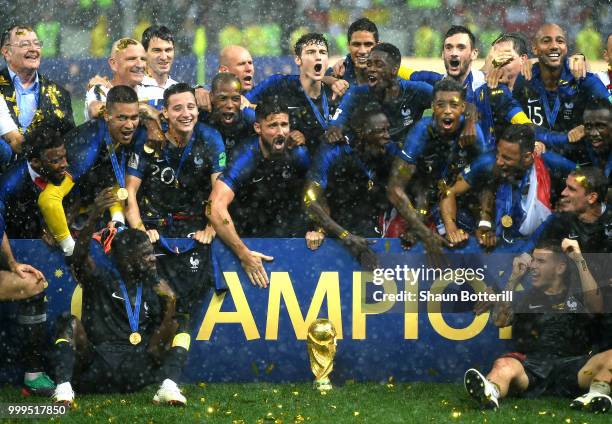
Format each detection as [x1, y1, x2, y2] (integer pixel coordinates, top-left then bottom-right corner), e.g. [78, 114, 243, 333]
[163, 132, 196, 182]
[118, 281, 142, 334]
[104, 132, 126, 188]
[495, 170, 530, 237]
[353, 151, 375, 188]
[537, 86, 561, 130]
[303, 88, 329, 130]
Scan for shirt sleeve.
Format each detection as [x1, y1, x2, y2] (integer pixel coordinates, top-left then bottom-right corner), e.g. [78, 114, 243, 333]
[202, 125, 227, 174]
[0, 96, 18, 136]
[328, 85, 365, 129]
[400, 118, 430, 165]
[409, 71, 443, 86]
[126, 134, 148, 179]
[306, 144, 342, 190]
[474, 122, 492, 153]
[65, 123, 103, 181]
[84, 85, 107, 121]
[218, 141, 257, 193]
[541, 151, 577, 175]
[245, 74, 286, 104]
[534, 127, 569, 149]
[398, 65, 413, 80]
[580, 73, 611, 102]
[461, 152, 495, 187]
[489, 85, 531, 124]
[291, 146, 311, 174]
[0, 164, 26, 239]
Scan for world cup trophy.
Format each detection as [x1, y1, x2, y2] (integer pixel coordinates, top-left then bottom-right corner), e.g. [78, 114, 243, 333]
[307, 318, 337, 391]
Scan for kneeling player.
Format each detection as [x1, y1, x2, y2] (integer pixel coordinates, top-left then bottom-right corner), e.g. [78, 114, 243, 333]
[52, 188, 188, 406]
[463, 239, 609, 413]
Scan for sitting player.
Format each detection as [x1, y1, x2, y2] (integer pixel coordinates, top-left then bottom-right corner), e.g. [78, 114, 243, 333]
[464, 239, 609, 413]
[52, 188, 188, 406]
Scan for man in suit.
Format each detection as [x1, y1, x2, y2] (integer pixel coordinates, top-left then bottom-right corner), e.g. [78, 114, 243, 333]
[0, 25, 74, 147]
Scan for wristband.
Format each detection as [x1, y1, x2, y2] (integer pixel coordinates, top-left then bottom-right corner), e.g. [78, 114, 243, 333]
[478, 220, 492, 229]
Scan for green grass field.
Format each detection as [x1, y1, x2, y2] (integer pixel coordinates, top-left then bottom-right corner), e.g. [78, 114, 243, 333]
[1, 382, 609, 423]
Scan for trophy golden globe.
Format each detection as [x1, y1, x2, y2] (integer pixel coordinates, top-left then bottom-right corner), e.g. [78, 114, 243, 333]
[307, 318, 337, 391]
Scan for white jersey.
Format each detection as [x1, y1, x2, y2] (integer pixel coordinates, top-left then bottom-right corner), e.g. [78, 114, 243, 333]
[84, 75, 177, 120]
[596, 70, 611, 96]
[139, 74, 178, 109]
[0, 95, 18, 136]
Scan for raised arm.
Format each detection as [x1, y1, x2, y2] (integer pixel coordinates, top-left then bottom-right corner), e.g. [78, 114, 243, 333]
[70, 187, 118, 283]
[492, 253, 530, 327]
[562, 239, 603, 314]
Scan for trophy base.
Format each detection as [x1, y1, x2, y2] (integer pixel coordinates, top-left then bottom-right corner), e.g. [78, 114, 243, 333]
[314, 378, 333, 391]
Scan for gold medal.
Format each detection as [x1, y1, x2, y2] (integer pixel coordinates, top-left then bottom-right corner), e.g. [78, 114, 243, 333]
[129, 332, 141, 345]
[143, 143, 155, 154]
[501, 215, 513, 228]
[117, 187, 128, 200]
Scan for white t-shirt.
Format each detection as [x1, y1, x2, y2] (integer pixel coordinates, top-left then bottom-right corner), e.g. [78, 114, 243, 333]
[0, 95, 18, 136]
[140, 74, 178, 109]
[84, 75, 178, 120]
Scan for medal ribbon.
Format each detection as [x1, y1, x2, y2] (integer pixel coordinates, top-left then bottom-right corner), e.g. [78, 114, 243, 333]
[304, 88, 329, 130]
[539, 88, 561, 130]
[163, 132, 196, 184]
[104, 130, 126, 188]
[118, 281, 142, 334]
[495, 169, 530, 238]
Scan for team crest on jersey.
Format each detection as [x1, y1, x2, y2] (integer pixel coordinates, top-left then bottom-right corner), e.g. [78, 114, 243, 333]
[401, 105, 413, 126]
[128, 153, 139, 169]
[565, 296, 578, 311]
[190, 254, 200, 270]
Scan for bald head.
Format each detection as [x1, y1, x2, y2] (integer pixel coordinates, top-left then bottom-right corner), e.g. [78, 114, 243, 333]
[218, 45, 254, 91]
[532, 23, 567, 69]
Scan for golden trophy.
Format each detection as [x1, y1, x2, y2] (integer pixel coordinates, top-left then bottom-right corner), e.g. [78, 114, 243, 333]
[307, 318, 337, 391]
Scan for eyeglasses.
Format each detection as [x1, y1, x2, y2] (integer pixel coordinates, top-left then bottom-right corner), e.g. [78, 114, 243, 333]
[5, 40, 43, 49]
